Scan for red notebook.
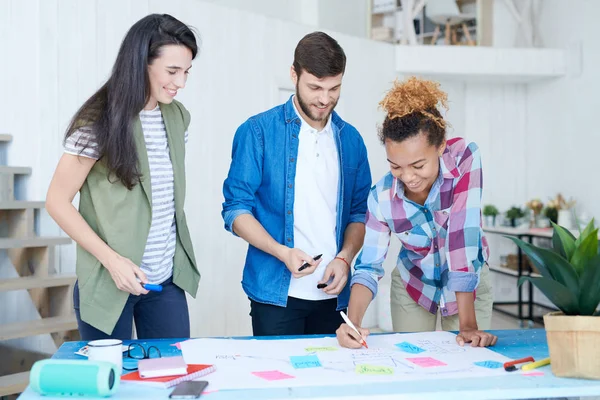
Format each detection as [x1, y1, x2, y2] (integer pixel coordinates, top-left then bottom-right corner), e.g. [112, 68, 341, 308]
[121, 364, 215, 388]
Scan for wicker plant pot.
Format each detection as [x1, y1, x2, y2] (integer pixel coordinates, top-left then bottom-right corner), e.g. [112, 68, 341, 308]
[543, 311, 600, 380]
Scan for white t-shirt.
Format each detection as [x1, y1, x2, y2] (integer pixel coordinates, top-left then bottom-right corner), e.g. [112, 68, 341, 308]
[288, 98, 340, 301]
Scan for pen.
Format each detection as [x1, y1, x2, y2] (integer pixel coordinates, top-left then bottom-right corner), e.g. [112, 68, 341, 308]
[521, 357, 550, 371]
[339, 311, 368, 349]
[143, 283, 163, 292]
[298, 254, 322, 272]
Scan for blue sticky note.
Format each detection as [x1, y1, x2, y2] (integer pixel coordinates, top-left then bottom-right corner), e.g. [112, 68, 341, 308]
[395, 342, 426, 354]
[474, 361, 503, 369]
[290, 355, 322, 369]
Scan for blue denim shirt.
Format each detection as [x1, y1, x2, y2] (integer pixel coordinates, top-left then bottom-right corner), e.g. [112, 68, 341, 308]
[222, 96, 372, 309]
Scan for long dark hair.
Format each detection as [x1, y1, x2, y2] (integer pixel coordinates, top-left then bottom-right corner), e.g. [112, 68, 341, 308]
[65, 14, 198, 189]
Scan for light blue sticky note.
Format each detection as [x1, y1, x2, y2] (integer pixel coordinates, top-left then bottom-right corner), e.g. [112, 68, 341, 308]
[290, 355, 322, 369]
[395, 342, 426, 354]
[474, 361, 504, 369]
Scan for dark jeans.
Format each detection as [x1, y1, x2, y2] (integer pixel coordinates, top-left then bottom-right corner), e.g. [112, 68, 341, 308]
[250, 296, 345, 336]
[74, 276, 190, 341]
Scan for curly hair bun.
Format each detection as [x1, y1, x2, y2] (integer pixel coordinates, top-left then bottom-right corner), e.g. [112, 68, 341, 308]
[379, 77, 448, 128]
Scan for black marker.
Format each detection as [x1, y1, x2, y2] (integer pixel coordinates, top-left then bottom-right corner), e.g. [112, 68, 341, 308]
[298, 254, 322, 272]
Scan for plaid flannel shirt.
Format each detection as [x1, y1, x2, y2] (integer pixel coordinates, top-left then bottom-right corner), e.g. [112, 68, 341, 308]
[351, 138, 489, 316]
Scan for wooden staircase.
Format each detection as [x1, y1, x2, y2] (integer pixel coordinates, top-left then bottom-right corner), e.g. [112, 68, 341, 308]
[0, 133, 78, 397]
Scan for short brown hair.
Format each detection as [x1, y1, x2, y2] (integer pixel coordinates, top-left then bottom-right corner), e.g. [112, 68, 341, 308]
[293, 32, 346, 78]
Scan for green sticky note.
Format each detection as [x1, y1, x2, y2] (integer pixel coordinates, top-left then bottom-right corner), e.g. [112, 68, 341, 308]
[305, 346, 338, 352]
[355, 364, 394, 375]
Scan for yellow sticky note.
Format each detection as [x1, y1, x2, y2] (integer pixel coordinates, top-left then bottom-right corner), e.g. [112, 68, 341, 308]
[355, 364, 394, 375]
[305, 346, 338, 352]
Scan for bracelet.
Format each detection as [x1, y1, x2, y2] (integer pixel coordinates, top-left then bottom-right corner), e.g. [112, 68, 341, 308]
[335, 256, 350, 269]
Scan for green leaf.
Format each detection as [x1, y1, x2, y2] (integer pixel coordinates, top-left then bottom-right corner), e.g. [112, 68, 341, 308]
[507, 236, 579, 294]
[576, 219, 596, 247]
[571, 229, 599, 275]
[578, 254, 600, 316]
[551, 222, 576, 261]
[518, 276, 580, 315]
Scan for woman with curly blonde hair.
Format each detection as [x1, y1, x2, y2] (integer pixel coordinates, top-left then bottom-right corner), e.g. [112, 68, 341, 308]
[336, 77, 496, 348]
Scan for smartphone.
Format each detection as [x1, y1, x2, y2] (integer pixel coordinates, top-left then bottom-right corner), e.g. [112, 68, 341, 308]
[169, 381, 209, 399]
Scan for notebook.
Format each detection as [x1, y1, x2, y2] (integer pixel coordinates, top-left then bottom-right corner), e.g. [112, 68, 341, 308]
[138, 356, 188, 378]
[121, 364, 216, 388]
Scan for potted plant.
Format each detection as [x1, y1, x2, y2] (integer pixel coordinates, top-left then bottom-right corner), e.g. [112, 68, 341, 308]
[547, 193, 576, 229]
[526, 198, 544, 228]
[505, 206, 525, 227]
[483, 204, 499, 227]
[543, 205, 558, 225]
[507, 220, 600, 379]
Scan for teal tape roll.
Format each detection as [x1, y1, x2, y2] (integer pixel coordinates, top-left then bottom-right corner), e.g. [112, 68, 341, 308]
[29, 359, 119, 397]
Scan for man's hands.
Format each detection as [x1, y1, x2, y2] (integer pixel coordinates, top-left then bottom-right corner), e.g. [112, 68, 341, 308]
[281, 248, 323, 278]
[280, 249, 350, 295]
[318, 257, 350, 295]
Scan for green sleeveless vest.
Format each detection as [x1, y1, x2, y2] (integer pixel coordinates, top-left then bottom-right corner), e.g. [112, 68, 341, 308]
[76, 100, 199, 334]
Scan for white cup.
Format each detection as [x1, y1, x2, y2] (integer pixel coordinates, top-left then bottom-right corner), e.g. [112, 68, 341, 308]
[87, 339, 123, 373]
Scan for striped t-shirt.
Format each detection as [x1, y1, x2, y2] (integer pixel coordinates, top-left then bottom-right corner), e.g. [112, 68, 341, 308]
[65, 106, 188, 284]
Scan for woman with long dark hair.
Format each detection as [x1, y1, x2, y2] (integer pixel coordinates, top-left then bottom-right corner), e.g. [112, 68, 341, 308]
[46, 14, 200, 340]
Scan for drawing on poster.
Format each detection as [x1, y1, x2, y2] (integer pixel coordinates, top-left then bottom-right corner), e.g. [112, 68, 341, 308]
[178, 331, 512, 391]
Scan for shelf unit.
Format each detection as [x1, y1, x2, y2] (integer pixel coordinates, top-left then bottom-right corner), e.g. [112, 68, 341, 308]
[484, 226, 557, 327]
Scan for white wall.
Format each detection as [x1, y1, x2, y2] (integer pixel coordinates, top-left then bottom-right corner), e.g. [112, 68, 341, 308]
[481, 0, 600, 315]
[199, 0, 370, 38]
[317, 0, 369, 39]
[0, 0, 395, 351]
[199, 0, 319, 26]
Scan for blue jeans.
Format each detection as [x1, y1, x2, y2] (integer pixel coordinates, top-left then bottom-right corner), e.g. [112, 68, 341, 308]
[73, 277, 190, 340]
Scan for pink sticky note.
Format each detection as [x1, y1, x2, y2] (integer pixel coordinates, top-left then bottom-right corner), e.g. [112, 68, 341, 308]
[522, 371, 544, 377]
[406, 357, 447, 368]
[252, 370, 295, 381]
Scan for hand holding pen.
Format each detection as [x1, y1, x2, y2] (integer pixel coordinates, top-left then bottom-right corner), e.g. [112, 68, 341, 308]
[337, 311, 370, 349]
[280, 248, 323, 278]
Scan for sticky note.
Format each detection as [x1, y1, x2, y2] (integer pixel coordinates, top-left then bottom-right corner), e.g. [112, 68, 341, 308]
[406, 357, 447, 368]
[474, 361, 504, 369]
[522, 371, 544, 377]
[252, 370, 295, 381]
[355, 364, 394, 375]
[290, 355, 322, 369]
[305, 346, 338, 352]
[394, 342, 426, 354]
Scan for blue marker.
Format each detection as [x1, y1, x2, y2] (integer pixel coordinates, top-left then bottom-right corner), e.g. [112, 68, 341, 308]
[143, 284, 163, 292]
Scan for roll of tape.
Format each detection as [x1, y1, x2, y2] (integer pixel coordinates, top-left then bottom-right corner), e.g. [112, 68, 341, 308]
[29, 359, 119, 397]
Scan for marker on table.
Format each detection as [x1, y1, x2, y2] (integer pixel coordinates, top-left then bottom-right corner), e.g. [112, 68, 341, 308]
[143, 283, 163, 292]
[298, 254, 322, 272]
[503, 356, 534, 372]
[521, 357, 550, 371]
[340, 311, 368, 349]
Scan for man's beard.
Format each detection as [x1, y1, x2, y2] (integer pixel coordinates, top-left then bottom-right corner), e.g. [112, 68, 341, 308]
[296, 84, 338, 123]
